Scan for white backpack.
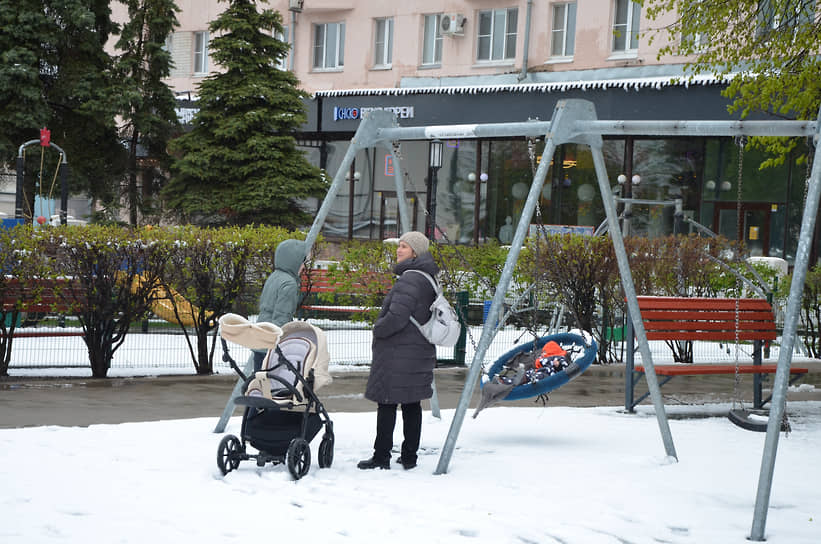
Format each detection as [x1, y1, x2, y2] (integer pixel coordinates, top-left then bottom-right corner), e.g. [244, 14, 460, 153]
[404, 270, 462, 347]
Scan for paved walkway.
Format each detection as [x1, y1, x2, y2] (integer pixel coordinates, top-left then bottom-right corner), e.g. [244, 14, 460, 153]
[2, 362, 819, 429]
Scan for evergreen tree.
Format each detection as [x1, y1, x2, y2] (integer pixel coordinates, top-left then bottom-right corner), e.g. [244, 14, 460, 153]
[0, 0, 51, 161]
[45, 0, 127, 211]
[0, 1, 126, 218]
[643, 0, 821, 164]
[164, 0, 326, 227]
[114, 0, 181, 225]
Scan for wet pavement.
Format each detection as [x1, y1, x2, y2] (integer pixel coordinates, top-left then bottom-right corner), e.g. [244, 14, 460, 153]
[2, 362, 820, 429]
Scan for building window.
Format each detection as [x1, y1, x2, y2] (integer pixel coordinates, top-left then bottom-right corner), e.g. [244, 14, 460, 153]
[680, 0, 709, 50]
[313, 22, 345, 70]
[551, 3, 576, 57]
[756, 0, 815, 38]
[274, 26, 290, 70]
[422, 14, 442, 66]
[612, 0, 640, 53]
[374, 18, 394, 67]
[477, 8, 518, 62]
[193, 31, 209, 74]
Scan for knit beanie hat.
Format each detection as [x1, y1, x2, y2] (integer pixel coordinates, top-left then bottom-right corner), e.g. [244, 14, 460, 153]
[399, 231, 430, 257]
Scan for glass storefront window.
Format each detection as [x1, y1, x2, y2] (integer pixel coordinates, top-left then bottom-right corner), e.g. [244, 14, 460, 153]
[316, 134, 814, 265]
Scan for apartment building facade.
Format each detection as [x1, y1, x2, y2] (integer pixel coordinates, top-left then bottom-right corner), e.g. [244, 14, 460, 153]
[114, 0, 818, 264]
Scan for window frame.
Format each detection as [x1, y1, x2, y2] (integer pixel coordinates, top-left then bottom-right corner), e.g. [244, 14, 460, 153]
[313, 21, 346, 71]
[193, 31, 209, 75]
[273, 26, 290, 70]
[374, 17, 394, 68]
[679, 0, 709, 51]
[611, 0, 641, 55]
[476, 7, 518, 63]
[421, 13, 443, 66]
[550, 2, 577, 59]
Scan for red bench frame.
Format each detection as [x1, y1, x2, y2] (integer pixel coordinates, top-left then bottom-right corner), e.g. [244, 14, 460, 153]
[1, 278, 86, 338]
[625, 296, 808, 411]
[298, 268, 390, 316]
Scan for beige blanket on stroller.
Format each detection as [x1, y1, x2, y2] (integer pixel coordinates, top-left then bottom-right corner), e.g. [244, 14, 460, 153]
[219, 314, 332, 404]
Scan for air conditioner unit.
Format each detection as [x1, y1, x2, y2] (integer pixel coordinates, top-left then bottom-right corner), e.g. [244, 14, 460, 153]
[440, 13, 466, 36]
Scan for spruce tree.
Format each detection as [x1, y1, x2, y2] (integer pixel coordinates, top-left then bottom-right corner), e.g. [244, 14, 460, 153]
[46, 0, 127, 211]
[0, 0, 51, 162]
[0, 1, 126, 218]
[164, 0, 326, 227]
[114, 0, 181, 225]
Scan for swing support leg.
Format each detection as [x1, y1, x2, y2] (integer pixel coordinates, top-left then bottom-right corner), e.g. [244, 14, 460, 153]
[751, 106, 821, 541]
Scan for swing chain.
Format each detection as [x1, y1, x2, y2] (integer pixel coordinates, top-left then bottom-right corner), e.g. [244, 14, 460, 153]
[732, 135, 745, 409]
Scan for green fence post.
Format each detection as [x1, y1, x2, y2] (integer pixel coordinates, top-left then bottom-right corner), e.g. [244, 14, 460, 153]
[454, 291, 469, 366]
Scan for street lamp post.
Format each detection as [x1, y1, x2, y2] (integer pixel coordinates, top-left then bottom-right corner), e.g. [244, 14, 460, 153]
[426, 140, 443, 239]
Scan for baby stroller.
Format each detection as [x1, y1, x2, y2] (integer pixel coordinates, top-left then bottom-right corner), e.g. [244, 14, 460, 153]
[216, 314, 334, 480]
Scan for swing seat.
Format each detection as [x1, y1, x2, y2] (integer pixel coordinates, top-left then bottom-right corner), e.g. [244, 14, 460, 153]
[727, 408, 790, 433]
[474, 331, 597, 417]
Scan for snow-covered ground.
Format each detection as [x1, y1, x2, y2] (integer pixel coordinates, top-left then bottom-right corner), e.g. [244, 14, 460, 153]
[1, 402, 819, 543]
[4, 321, 819, 543]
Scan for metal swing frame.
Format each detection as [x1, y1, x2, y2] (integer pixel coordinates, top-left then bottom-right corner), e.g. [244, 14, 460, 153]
[225, 98, 816, 542]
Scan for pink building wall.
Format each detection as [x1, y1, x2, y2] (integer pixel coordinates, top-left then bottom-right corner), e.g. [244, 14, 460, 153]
[110, 0, 685, 98]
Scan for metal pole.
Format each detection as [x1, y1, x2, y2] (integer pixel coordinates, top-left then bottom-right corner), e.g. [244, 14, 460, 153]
[348, 162, 355, 240]
[304, 111, 400, 253]
[591, 145, 677, 460]
[15, 156, 24, 219]
[434, 134, 556, 475]
[213, 355, 253, 433]
[59, 163, 69, 225]
[750, 111, 821, 540]
[389, 146, 411, 233]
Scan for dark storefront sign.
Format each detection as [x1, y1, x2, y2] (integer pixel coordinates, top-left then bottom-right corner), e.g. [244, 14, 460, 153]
[309, 83, 769, 133]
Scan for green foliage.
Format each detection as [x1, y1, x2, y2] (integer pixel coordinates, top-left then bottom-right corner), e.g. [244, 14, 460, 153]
[642, 0, 821, 163]
[434, 241, 515, 301]
[160, 225, 257, 374]
[318, 241, 396, 324]
[777, 263, 821, 358]
[0, 225, 53, 376]
[535, 234, 618, 363]
[164, 0, 327, 227]
[39, 224, 172, 377]
[113, 0, 181, 225]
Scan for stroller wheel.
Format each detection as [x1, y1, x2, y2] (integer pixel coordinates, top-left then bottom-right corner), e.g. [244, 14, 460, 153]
[318, 433, 334, 469]
[286, 438, 311, 480]
[217, 435, 243, 475]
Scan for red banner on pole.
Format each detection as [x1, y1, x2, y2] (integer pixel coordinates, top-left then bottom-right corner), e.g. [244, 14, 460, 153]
[39, 127, 51, 147]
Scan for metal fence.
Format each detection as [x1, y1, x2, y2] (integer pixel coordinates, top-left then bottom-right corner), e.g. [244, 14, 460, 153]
[6, 315, 812, 376]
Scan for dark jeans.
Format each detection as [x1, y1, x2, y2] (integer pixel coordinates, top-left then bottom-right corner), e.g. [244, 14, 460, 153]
[253, 351, 266, 372]
[373, 402, 422, 463]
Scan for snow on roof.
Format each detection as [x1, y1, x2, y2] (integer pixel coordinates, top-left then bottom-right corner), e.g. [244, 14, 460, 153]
[312, 72, 731, 98]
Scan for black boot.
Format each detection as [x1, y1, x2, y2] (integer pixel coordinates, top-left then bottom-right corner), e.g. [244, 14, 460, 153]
[357, 456, 390, 470]
[395, 455, 417, 470]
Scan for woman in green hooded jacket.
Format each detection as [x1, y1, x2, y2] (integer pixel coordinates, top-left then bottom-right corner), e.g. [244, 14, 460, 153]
[253, 239, 306, 371]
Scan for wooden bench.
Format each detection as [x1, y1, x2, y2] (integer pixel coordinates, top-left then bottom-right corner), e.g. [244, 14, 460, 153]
[1, 278, 86, 337]
[624, 296, 809, 411]
[298, 268, 389, 317]
[1, 278, 85, 315]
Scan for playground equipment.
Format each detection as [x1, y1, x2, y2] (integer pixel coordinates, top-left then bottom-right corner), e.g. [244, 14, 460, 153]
[16, 128, 70, 225]
[129, 275, 209, 327]
[295, 99, 819, 542]
[473, 331, 597, 417]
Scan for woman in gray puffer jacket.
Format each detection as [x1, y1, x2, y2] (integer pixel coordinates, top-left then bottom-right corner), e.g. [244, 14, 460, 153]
[359, 231, 437, 471]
